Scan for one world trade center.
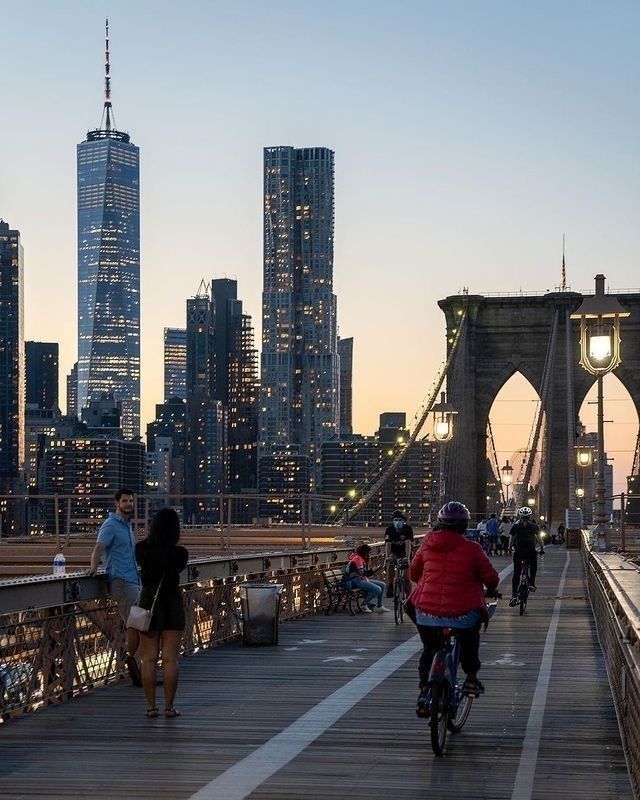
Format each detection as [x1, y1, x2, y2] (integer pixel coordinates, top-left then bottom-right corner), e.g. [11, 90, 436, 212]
[77, 20, 140, 438]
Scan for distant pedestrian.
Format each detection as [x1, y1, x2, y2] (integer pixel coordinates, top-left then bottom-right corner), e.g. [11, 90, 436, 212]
[486, 514, 499, 555]
[556, 523, 565, 545]
[498, 517, 512, 555]
[89, 488, 142, 686]
[135, 507, 189, 718]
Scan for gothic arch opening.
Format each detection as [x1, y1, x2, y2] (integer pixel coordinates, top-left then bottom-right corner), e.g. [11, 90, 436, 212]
[488, 372, 543, 516]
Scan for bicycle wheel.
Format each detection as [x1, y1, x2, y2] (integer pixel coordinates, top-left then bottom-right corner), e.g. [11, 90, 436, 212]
[394, 580, 405, 625]
[448, 687, 473, 733]
[430, 682, 449, 756]
[519, 584, 528, 616]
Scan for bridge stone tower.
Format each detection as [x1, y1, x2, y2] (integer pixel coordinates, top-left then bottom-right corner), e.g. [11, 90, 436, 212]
[438, 290, 640, 527]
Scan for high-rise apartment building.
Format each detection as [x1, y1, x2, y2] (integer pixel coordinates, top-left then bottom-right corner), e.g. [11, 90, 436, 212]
[164, 328, 187, 401]
[0, 221, 25, 488]
[26, 342, 59, 411]
[338, 337, 353, 436]
[77, 22, 140, 439]
[259, 146, 339, 490]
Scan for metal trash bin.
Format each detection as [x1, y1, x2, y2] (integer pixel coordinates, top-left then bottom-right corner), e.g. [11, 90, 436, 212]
[240, 583, 284, 646]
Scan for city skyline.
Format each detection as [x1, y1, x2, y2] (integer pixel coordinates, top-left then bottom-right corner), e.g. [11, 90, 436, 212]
[2, 2, 639, 492]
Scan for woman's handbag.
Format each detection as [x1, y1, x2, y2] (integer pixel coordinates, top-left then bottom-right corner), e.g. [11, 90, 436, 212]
[126, 578, 163, 633]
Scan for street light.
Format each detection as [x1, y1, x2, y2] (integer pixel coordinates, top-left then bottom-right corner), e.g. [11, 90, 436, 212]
[527, 497, 536, 508]
[576, 447, 593, 468]
[576, 488, 584, 498]
[501, 460, 513, 508]
[432, 391, 457, 442]
[571, 274, 630, 550]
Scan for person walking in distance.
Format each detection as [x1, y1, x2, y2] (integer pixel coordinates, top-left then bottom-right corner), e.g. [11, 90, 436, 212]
[89, 488, 142, 686]
[135, 508, 189, 717]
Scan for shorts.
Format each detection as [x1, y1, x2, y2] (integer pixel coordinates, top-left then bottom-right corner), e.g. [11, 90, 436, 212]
[109, 579, 140, 624]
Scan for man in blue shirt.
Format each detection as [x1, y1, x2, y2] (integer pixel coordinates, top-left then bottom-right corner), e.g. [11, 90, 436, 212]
[486, 513, 500, 556]
[89, 488, 142, 686]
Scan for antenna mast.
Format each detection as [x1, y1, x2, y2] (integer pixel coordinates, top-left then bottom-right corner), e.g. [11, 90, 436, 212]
[561, 233, 566, 291]
[101, 18, 115, 132]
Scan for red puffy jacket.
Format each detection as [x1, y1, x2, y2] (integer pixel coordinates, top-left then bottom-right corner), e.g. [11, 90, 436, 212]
[409, 529, 499, 618]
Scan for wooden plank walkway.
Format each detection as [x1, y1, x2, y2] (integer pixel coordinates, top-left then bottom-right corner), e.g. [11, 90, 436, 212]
[0, 548, 633, 800]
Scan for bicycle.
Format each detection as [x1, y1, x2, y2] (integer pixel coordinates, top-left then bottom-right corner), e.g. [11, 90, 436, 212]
[392, 557, 409, 625]
[423, 596, 500, 756]
[516, 559, 530, 616]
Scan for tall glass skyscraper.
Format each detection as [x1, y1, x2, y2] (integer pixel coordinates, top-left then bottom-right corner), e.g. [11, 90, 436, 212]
[164, 328, 187, 401]
[259, 146, 339, 490]
[77, 22, 140, 439]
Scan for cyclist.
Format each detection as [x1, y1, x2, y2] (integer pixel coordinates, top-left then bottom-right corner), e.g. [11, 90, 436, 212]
[409, 501, 499, 714]
[508, 507, 545, 606]
[384, 510, 413, 598]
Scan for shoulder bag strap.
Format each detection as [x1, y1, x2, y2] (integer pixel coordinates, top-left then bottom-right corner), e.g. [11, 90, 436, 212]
[148, 576, 164, 615]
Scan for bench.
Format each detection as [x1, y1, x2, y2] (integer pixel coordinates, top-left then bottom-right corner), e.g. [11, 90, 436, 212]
[322, 567, 366, 616]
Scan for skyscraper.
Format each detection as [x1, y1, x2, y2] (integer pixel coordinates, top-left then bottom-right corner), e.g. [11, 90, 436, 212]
[259, 146, 339, 490]
[77, 21, 140, 439]
[164, 328, 187, 401]
[338, 337, 353, 436]
[0, 220, 25, 482]
[26, 342, 59, 411]
[0, 220, 25, 536]
[66, 362, 78, 418]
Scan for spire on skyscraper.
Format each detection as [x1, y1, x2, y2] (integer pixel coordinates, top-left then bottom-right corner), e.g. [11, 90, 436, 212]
[100, 18, 115, 132]
[561, 233, 567, 291]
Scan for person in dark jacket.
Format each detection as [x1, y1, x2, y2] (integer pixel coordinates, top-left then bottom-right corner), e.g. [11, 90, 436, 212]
[509, 507, 545, 605]
[135, 508, 189, 718]
[409, 501, 499, 714]
[384, 510, 414, 597]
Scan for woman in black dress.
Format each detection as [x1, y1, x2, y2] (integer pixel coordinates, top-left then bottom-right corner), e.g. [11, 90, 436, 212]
[135, 508, 189, 718]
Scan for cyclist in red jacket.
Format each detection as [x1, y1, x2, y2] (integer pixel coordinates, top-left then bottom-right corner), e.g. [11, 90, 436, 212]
[409, 501, 499, 712]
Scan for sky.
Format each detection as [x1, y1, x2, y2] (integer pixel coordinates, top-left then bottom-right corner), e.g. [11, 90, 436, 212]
[1, 0, 639, 492]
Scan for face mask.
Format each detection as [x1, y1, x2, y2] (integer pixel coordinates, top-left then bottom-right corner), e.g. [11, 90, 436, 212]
[393, 520, 404, 531]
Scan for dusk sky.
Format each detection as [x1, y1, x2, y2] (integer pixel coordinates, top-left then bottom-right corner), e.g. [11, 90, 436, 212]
[1, 0, 639, 491]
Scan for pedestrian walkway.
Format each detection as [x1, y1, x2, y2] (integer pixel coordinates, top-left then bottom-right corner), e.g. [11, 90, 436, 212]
[0, 548, 632, 799]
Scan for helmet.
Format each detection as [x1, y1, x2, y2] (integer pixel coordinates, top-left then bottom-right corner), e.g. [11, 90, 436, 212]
[517, 506, 533, 518]
[392, 510, 406, 521]
[437, 501, 470, 532]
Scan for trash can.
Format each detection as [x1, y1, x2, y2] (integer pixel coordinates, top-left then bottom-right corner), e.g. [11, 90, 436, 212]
[565, 529, 580, 549]
[240, 583, 284, 645]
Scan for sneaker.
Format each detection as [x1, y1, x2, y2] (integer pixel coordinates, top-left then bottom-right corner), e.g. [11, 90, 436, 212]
[462, 677, 484, 696]
[375, 605, 391, 613]
[361, 606, 373, 613]
[416, 690, 431, 718]
[509, 596, 518, 607]
[529, 585, 537, 593]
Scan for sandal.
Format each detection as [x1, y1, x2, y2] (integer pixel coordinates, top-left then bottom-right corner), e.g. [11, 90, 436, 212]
[165, 707, 181, 718]
[145, 708, 159, 718]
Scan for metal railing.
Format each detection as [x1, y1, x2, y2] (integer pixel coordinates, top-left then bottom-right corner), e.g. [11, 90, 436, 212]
[581, 535, 640, 798]
[0, 541, 387, 723]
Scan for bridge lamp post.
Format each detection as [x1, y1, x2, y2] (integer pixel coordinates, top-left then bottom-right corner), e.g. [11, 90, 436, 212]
[501, 460, 513, 508]
[571, 274, 630, 551]
[432, 392, 457, 443]
[576, 447, 593, 468]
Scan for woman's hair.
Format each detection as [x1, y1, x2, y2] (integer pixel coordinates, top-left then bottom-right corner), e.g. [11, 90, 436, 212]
[355, 543, 371, 558]
[148, 507, 181, 548]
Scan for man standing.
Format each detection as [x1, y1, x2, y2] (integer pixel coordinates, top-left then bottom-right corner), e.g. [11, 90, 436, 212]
[384, 510, 414, 597]
[486, 513, 499, 556]
[89, 488, 142, 686]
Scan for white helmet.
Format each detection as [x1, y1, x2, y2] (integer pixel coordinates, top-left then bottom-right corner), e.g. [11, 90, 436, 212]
[517, 506, 533, 518]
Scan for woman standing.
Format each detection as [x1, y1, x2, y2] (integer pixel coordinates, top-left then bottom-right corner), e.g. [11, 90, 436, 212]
[135, 508, 189, 718]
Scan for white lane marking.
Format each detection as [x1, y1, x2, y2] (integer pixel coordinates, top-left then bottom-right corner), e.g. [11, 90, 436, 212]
[485, 653, 525, 667]
[323, 655, 362, 664]
[510, 551, 571, 800]
[296, 639, 327, 645]
[189, 559, 515, 800]
[189, 636, 421, 800]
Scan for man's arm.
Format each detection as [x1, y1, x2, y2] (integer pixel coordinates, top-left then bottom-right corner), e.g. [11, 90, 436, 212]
[89, 542, 106, 576]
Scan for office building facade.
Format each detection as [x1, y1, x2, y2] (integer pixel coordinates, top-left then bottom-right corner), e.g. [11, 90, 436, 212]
[164, 328, 187, 401]
[26, 342, 59, 411]
[338, 337, 353, 436]
[0, 221, 25, 492]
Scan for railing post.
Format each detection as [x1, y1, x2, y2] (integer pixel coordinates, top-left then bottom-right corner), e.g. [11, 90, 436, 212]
[65, 497, 71, 547]
[620, 491, 626, 552]
[144, 498, 150, 539]
[54, 495, 60, 549]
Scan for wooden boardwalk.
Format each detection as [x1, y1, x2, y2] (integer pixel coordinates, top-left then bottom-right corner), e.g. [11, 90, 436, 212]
[0, 548, 633, 800]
